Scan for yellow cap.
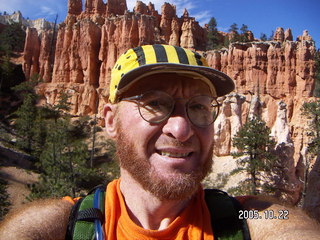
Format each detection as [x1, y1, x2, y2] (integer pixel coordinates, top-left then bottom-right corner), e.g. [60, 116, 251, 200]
[109, 44, 234, 103]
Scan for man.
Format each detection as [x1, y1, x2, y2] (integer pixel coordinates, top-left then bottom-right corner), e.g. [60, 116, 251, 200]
[0, 44, 319, 240]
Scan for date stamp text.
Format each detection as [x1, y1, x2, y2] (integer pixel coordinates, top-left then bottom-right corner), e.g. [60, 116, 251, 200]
[238, 210, 289, 220]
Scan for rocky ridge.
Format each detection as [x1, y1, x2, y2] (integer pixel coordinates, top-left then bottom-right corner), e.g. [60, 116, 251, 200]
[208, 35, 316, 205]
[24, 0, 207, 115]
[0, 11, 55, 33]
[19, 0, 318, 215]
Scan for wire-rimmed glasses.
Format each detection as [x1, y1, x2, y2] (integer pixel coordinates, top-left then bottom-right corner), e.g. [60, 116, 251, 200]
[121, 90, 220, 127]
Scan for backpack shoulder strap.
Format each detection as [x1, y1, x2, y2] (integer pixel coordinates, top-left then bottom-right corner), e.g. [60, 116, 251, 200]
[204, 189, 251, 240]
[65, 184, 106, 240]
[66, 185, 251, 239]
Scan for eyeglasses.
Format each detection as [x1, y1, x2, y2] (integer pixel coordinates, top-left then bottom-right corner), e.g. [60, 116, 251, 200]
[121, 90, 220, 127]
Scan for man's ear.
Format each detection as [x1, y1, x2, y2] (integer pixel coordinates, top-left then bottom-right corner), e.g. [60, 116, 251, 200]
[104, 103, 118, 138]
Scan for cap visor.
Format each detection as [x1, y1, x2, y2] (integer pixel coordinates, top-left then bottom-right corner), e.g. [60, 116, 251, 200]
[117, 63, 235, 97]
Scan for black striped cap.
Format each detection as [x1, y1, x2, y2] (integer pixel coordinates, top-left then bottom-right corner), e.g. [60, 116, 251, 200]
[109, 44, 235, 103]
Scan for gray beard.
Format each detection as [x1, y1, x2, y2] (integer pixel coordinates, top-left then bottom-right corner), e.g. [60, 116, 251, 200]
[115, 123, 213, 201]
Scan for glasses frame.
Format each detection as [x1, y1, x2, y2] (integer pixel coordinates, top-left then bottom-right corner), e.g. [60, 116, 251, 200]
[121, 90, 221, 127]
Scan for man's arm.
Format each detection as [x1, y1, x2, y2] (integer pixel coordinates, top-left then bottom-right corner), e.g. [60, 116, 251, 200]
[241, 196, 320, 240]
[0, 199, 73, 240]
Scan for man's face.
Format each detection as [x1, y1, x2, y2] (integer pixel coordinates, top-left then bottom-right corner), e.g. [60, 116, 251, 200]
[114, 73, 215, 200]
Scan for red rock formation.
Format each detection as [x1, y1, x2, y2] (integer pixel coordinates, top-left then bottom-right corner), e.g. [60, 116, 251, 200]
[23, 28, 40, 80]
[206, 39, 316, 204]
[24, 0, 207, 92]
[147, 2, 158, 16]
[134, 1, 148, 15]
[169, 17, 180, 46]
[297, 30, 313, 42]
[246, 31, 254, 41]
[68, 0, 82, 15]
[85, 0, 104, 14]
[285, 28, 293, 41]
[206, 41, 315, 99]
[39, 30, 55, 82]
[160, 3, 176, 43]
[52, 19, 101, 86]
[180, 16, 206, 50]
[303, 155, 320, 221]
[273, 27, 285, 42]
[106, 0, 127, 16]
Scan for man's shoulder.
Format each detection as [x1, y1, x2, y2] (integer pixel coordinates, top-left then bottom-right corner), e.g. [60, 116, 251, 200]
[236, 195, 320, 240]
[0, 198, 73, 240]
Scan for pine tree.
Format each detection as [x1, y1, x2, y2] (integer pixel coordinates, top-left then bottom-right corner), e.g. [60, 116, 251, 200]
[260, 33, 268, 41]
[301, 99, 320, 209]
[268, 30, 275, 41]
[206, 17, 221, 50]
[228, 23, 239, 43]
[0, 178, 11, 220]
[313, 51, 320, 97]
[0, 39, 14, 93]
[240, 24, 249, 42]
[301, 98, 320, 199]
[13, 75, 41, 154]
[28, 93, 105, 199]
[302, 99, 320, 155]
[33, 118, 90, 197]
[12, 85, 115, 199]
[229, 23, 239, 33]
[14, 93, 37, 153]
[0, 21, 26, 53]
[231, 116, 278, 195]
[31, 108, 47, 158]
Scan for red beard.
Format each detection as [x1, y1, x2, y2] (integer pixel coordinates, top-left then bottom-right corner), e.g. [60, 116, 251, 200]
[115, 122, 213, 201]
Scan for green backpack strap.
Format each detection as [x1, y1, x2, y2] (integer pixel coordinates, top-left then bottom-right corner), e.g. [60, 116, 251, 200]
[204, 189, 251, 240]
[66, 186, 250, 240]
[65, 185, 106, 240]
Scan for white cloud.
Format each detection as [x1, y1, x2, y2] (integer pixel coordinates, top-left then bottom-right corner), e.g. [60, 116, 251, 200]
[192, 10, 211, 26]
[39, 6, 57, 17]
[0, 0, 29, 14]
[0, 0, 65, 22]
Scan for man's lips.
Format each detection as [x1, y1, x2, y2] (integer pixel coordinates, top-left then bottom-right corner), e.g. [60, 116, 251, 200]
[155, 148, 194, 158]
[158, 151, 192, 158]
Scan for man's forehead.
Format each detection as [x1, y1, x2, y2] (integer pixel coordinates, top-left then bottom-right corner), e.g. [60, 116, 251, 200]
[122, 73, 213, 97]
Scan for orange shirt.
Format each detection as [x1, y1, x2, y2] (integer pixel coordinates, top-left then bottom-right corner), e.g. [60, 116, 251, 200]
[104, 179, 214, 240]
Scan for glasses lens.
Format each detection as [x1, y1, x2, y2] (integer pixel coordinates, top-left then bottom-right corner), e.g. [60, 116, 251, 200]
[187, 96, 219, 127]
[138, 91, 174, 123]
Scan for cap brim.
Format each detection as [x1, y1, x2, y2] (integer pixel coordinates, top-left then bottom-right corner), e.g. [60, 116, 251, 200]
[117, 63, 235, 97]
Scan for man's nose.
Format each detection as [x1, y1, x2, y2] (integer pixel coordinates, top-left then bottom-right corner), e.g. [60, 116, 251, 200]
[162, 103, 194, 142]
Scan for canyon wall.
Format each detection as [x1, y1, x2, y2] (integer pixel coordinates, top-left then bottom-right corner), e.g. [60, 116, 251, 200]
[21, 0, 318, 210]
[209, 33, 316, 204]
[24, 0, 207, 116]
[0, 11, 54, 33]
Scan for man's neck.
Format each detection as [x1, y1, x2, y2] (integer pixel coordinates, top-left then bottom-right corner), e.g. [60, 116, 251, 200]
[119, 170, 192, 230]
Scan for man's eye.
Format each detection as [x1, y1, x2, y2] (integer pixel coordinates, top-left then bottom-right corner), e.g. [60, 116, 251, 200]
[144, 99, 172, 113]
[140, 99, 165, 112]
[148, 100, 161, 107]
[190, 104, 208, 111]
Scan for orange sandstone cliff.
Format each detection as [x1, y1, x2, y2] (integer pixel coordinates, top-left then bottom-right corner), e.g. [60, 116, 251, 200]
[209, 36, 316, 205]
[24, 0, 206, 115]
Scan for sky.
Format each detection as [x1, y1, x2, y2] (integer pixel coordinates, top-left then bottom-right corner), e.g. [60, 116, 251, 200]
[0, 0, 319, 48]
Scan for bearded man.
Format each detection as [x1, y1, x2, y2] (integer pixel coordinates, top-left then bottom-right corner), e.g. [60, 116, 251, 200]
[0, 44, 319, 240]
